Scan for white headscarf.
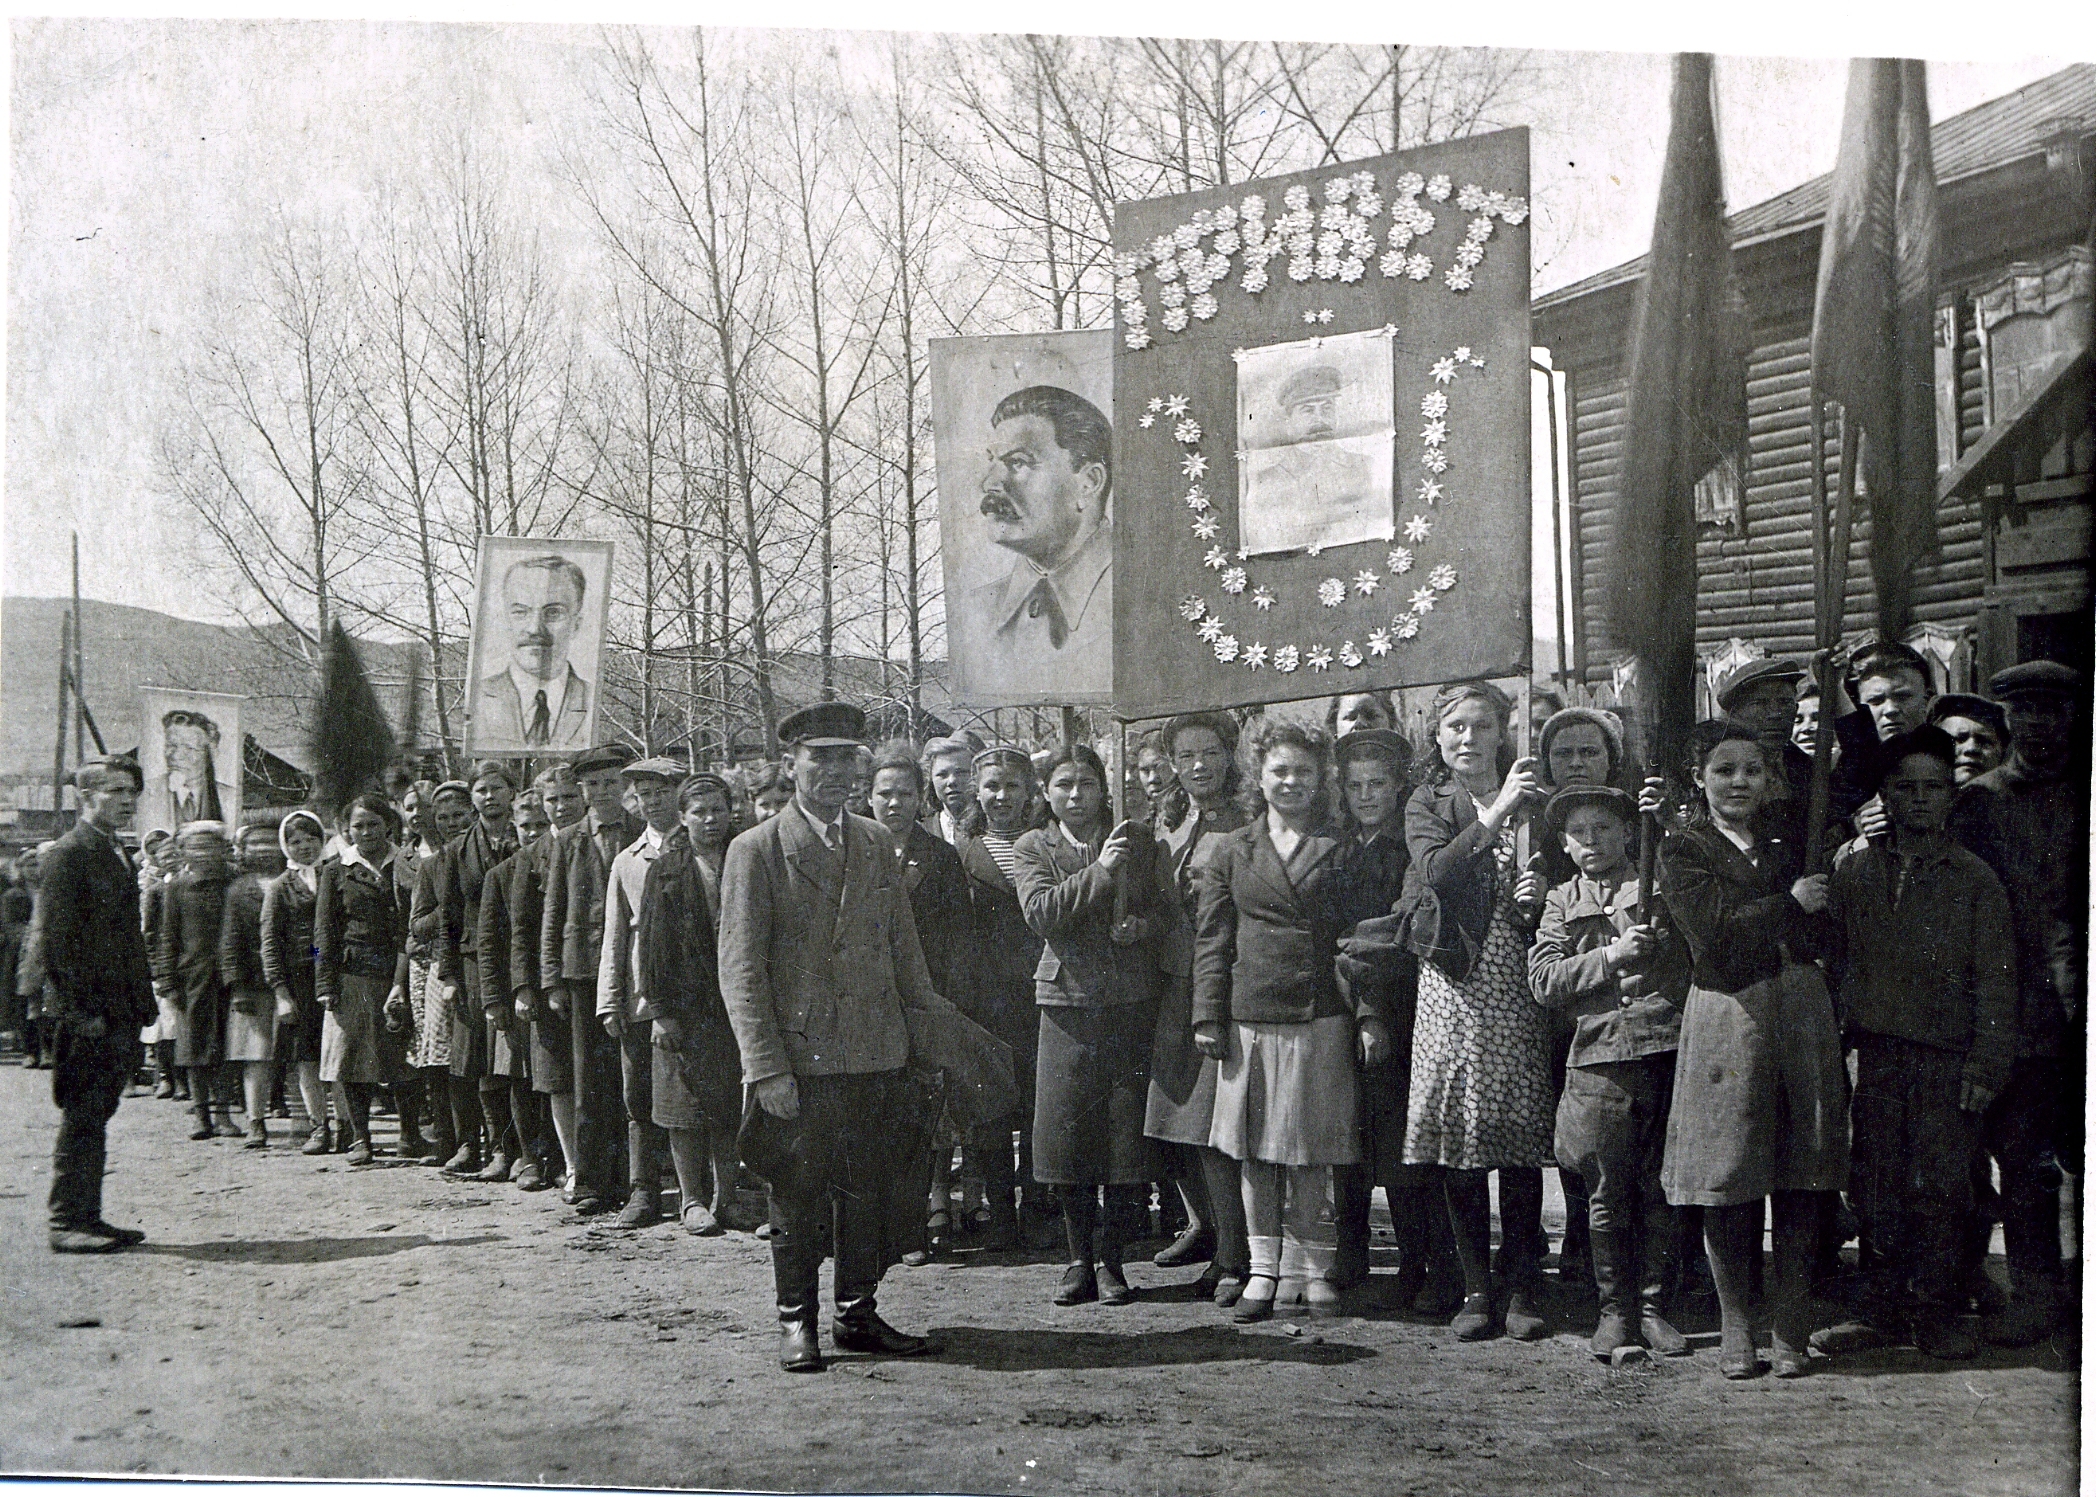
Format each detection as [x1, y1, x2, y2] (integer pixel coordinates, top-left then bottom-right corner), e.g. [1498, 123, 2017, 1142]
[279, 810, 327, 894]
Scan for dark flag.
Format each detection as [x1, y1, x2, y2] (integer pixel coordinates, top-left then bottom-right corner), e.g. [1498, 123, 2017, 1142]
[1810, 58, 1939, 637]
[1606, 53, 1752, 781]
[311, 621, 396, 816]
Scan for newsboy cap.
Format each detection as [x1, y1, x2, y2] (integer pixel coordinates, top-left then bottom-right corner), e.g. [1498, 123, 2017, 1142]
[1544, 783, 1638, 835]
[572, 741, 637, 775]
[619, 757, 686, 784]
[1333, 728, 1413, 773]
[779, 703, 868, 748]
[1715, 656, 1807, 711]
[1988, 660, 2081, 701]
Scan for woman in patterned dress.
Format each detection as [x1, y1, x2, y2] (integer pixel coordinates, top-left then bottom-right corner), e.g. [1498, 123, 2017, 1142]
[1402, 680, 1555, 1342]
[405, 781, 472, 1164]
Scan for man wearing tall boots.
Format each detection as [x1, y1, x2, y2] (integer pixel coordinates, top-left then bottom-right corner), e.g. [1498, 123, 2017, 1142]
[598, 757, 683, 1228]
[438, 762, 520, 1179]
[42, 758, 158, 1252]
[478, 788, 556, 1190]
[514, 766, 587, 1193]
[544, 741, 642, 1214]
[1949, 660, 2088, 1346]
[721, 703, 960, 1372]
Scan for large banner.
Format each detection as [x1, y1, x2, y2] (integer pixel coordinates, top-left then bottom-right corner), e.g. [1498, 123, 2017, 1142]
[1112, 129, 1532, 718]
[463, 535, 615, 755]
[931, 329, 1115, 708]
[139, 687, 242, 836]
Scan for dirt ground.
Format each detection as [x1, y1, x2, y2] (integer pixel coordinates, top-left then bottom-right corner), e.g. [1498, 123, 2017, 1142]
[0, 1058, 2079, 1496]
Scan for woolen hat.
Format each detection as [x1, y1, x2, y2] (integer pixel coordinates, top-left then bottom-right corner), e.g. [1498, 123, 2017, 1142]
[572, 741, 637, 775]
[1714, 656, 1807, 711]
[1543, 783, 1637, 835]
[779, 702, 867, 748]
[1537, 706, 1625, 778]
[1988, 660, 2081, 701]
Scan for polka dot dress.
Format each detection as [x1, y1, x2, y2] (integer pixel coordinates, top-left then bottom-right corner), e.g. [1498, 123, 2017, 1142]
[1403, 823, 1556, 1170]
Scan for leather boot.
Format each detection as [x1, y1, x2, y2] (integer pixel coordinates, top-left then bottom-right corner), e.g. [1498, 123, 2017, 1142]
[1587, 1219, 1635, 1359]
[1637, 1199, 1691, 1356]
[774, 1232, 825, 1373]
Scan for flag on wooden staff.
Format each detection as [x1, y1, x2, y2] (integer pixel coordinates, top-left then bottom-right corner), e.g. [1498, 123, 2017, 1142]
[1810, 57, 1940, 638]
[312, 621, 396, 817]
[1606, 52, 1751, 784]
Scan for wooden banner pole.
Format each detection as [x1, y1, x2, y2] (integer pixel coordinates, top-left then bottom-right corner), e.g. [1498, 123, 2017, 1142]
[52, 611, 72, 815]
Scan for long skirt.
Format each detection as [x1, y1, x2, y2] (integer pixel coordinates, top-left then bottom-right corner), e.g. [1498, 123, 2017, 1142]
[406, 957, 451, 1071]
[1661, 961, 1850, 1207]
[1144, 972, 1221, 1146]
[1211, 1015, 1361, 1167]
[1033, 1001, 1159, 1187]
[224, 985, 276, 1063]
[322, 970, 396, 1085]
[1404, 907, 1556, 1171]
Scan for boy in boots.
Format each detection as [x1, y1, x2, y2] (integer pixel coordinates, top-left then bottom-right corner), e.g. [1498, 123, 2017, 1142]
[1529, 785, 1692, 1360]
[1814, 727, 2017, 1360]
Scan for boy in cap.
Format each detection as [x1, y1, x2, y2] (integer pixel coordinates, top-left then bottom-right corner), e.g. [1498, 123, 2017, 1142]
[1833, 639, 1939, 832]
[1948, 660, 2087, 1344]
[1926, 694, 2009, 786]
[1716, 657, 1814, 843]
[1528, 784, 1691, 1359]
[1813, 727, 2016, 1360]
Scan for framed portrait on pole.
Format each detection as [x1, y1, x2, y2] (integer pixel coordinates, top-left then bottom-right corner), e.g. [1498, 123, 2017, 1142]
[1110, 128, 1533, 719]
[139, 687, 243, 836]
[462, 536, 615, 756]
[931, 329, 1116, 708]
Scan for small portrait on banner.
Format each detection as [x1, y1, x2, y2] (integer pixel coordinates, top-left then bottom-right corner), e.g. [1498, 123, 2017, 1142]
[1235, 328, 1396, 556]
[931, 330, 1114, 707]
[139, 687, 243, 836]
[463, 536, 615, 755]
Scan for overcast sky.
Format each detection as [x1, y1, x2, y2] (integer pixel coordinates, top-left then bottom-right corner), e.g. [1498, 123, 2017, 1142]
[2, 9, 2074, 633]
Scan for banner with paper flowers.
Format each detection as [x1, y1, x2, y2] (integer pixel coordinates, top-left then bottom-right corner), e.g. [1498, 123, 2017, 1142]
[1111, 127, 1532, 719]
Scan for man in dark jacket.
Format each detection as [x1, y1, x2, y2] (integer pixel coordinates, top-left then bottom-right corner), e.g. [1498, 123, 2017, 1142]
[41, 759, 158, 1252]
[438, 761, 519, 1179]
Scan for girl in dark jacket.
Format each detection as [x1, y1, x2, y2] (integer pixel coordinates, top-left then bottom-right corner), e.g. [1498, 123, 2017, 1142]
[264, 810, 334, 1154]
[156, 823, 239, 1141]
[1658, 721, 1845, 1380]
[315, 795, 409, 1166]
[219, 823, 285, 1148]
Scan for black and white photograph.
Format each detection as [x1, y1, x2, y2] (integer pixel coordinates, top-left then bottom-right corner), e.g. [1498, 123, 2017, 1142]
[0, 8, 2089, 1495]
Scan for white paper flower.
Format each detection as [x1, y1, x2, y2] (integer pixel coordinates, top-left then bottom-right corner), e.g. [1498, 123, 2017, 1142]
[1454, 241, 1485, 270]
[1174, 419, 1201, 444]
[1453, 345, 1477, 365]
[1311, 254, 1338, 280]
[1159, 281, 1186, 309]
[1314, 206, 1343, 235]
[1317, 308, 1334, 324]
[1221, 567, 1247, 594]
[1396, 171, 1424, 197]
[1115, 276, 1141, 303]
[1193, 515, 1220, 540]
[1398, 254, 1427, 281]
[1154, 256, 1179, 282]
[1165, 395, 1190, 416]
[1430, 564, 1458, 591]
[1237, 548, 1251, 561]
[1190, 209, 1213, 233]
[1404, 514, 1433, 543]
[1445, 266, 1474, 292]
[1274, 645, 1300, 673]
[1241, 268, 1269, 294]
[1114, 252, 1142, 278]
[1321, 177, 1348, 204]
[1123, 297, 1148, 323]
[1421, 391, 1449, 419]
[1240, 194, 1266, 220]
[1215, 634, 1240, 662]
[1426, 174, 1452, 201]
[1242, 642, 1268, 670]
[1182, 452, 1208, 479]
[1354, 569, 1381, 596]
[1388, 546, 1414, 573]
[1308, 645, 1334, 671]
[1482, 191, 1509, 218]
[1410, 204, 1438, 236]
[1379, 251, 1408, 278]
[1124, 329, 1152, 350]
[1252, 586, 1275, 610]
[1184, 274, 1212, 297]
[1416, 477, 1443, 505]
[1386, 225, 1415, 252]
[1351, 168, 1377, 195]
[1198, 616, 1225, 642]
[1422, 448, 1449, 473]
[1339, 258, 1365, 283]
[1354, 192, 1382, 219]
[1421, 418, 1448, 447]
[1408, 587, 1437, 614]
[1313, 230, 1340, 260]
[1214, 230, 1240, 257]
[1178, 595, 1206, 621]
[1318, 577, 1346, 608]
[1178, 245, 1205, 273]
[1396, 614, 1420, 639]
[1138, 413, 1155, 429]
[1339, 641, 1364, 668]
[1466, 216, 1494, 245]
[1302, 310, 1320, 325]
[1284, 183, 1311, 211]
[1190, 292, 1219, 321]
[1431, 356, 1458, 384]
[1288, 257, 1314, 283]
[1204, 545, 1227, 570]
[1147, 396, 1166, 412]
[1184, 486, 1210, 511]
[1306, 542, 1323, 556]
[1501, 197, 1529, 225]
[1150, 234, 1176, 262]
[1368, 628, 1393, 657]
[1173, 222, 1201, 249]
[1161, 307, 1187, 332]
[1456, 183, 1488, 212]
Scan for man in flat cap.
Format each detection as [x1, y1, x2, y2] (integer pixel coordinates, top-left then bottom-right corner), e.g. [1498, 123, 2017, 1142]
[962, 385, 1114, 700]
[1245, 362, 1374, 528]
[1948, 660, 2087, 1346]
[40, 758, 157, 1252]
[598, 757, 686, 1228]
[1716, 656, 1815, 843]
[542, 741, 644, 1213]
[720, 702, 958, 1372]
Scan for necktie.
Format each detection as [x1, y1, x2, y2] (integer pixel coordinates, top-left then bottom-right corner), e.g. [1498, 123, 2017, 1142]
[1024, 577, 1069, 649]
[528, 689, 550, 746]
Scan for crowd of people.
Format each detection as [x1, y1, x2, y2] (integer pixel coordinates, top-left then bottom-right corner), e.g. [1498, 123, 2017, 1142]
[3, 644, 2083, 1380]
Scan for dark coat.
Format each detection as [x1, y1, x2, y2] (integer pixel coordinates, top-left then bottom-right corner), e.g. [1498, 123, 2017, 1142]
[1013, 823, 1182, 1008]
[955, 833, 1043, 1053]
[1656, 822, 1830, 994]
[1395, 778, 1524, 982]
[897, 822, 971, 1006]
[438, 821, 518, 993]
[508, 834, 557, 1001]
[1528, 872, 1689, 1065]
[154, 870, 233, 1056]
[259, 871, 317, 997]
[638, 828, 743, 1128]
[476, 851, 528, 1014]
[407, 850, 444, 963]
[219, 871, 272, 994]
[36, 821, 153, 1031]
[1192, 820, 1379, 1028]
[542, 812, 644, 986]
[315, 853, 405, 1002]
[1329, 825, 1418, 1020]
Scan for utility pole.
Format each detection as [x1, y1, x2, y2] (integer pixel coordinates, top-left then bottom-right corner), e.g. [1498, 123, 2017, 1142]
[52, 612, 72, 815]
[71, 533, 86, 772]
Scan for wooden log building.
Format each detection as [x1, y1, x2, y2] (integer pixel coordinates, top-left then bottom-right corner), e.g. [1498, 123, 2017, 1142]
[1535, 63, 2095, 704]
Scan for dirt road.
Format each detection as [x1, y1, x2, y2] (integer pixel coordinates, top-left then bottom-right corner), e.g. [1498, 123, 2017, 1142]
[0, 1061, 2078, 1494]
